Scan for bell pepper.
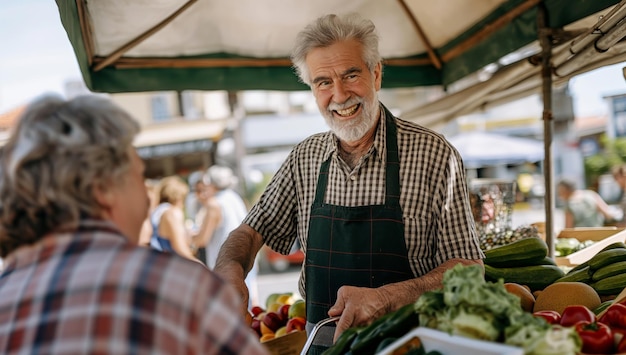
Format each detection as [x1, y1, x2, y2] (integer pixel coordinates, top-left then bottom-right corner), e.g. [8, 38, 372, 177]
[574, 321, 614, 354]
[617, 333, 626, 353]
[560, 305, 596, 327]
[533, 310, 561, 324]
[599, 303, 626, 328]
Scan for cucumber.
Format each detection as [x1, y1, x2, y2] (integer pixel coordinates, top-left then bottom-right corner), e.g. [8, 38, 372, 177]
[592, 273, 626, 295]
[588, 248, 626, 272]
[555, 265, 592, 284]
[592, 260, 626, 282]
[483, 237, 548, 267]
[484, 264, 565, 292]
[570, 242, 626, 273]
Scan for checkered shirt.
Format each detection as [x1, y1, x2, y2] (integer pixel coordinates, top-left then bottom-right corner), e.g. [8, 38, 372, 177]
[0, 219, 267, 355]
[243, 103, 484, 297]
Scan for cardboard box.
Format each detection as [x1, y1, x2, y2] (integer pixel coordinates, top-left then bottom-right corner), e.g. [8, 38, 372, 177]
[555, 227, 626, 267]
[262, 330, 307, 355]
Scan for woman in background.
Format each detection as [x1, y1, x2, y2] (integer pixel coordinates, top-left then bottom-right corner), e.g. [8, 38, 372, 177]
[150, 176, 200, 262]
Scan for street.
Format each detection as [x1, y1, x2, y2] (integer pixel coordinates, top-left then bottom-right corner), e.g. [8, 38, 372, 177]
[255, 204, 564, 306]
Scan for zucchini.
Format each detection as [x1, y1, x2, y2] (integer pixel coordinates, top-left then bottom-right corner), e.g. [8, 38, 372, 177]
[588, 248, 626, 272]
[570, 242, 626, 273]
[349, 310, 396, 354]
[592, 273, 626, 295]
[484, 264, 564, 291]
[375, 337, 399, 353]
[322, 326, 363, 355]
[350, 303, 419, 354]
[592, 260, 626, 282]
[593, 300, 614, 315]
[483, 237, 547, 267]
[530, 256, 557, 266]
[555, 265, 592, 283]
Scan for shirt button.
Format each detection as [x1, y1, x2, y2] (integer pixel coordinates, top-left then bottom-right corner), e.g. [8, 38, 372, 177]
[350, 175, 356, 181]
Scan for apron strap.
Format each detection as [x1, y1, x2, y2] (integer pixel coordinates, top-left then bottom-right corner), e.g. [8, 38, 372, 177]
[383, 107, 400, 206]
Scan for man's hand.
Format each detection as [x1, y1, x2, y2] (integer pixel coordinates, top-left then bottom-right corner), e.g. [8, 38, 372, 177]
[327, 286, 392, 342]
[215, 265, 251, 318]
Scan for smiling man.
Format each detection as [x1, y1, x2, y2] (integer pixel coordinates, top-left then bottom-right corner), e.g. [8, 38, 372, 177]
[214, 13, 484, 353]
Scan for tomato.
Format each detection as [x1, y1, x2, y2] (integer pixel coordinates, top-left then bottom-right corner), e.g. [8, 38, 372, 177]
[560, 305, 596, 327]
[575, 321, 614, 354]
[533, 310, 561, 324]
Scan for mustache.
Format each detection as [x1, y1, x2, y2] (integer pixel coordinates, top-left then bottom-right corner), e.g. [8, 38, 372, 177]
[327, 97, 362, 111]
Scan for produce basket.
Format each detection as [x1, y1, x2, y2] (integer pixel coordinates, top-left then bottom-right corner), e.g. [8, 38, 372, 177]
[263, 330, 307, 355]
[300, 317, 339, 355]
[377, 327, 523, 355]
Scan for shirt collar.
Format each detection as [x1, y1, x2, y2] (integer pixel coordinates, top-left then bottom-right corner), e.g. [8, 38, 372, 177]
[322, 102, 387, 163]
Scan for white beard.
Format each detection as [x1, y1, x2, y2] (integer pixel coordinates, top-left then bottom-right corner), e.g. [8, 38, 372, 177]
[323, 95, 379, 142]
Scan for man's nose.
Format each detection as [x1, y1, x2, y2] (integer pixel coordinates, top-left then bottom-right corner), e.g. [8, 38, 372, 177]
[332, 81, 350, 103]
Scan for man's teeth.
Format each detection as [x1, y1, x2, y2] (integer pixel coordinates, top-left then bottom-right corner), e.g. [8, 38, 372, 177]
[336, 104, 358, 117]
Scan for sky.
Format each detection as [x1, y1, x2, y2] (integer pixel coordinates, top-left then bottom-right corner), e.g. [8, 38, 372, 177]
[0, 0, 625, 117]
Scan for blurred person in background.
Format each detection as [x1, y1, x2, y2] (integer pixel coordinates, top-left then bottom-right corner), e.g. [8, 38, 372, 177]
[557, 179, 619, 228]
[137, 178, 160, 247]
[185, 170, 206, 226]
[186, 172, 210, 265]
[0, 95, 267, 354]
[612, 164, 626, 227]
[195, 165, 260, 306]
[150, 175, 201, 262]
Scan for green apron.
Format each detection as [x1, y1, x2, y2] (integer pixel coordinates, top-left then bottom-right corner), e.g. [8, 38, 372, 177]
[304, 112, 413, 354]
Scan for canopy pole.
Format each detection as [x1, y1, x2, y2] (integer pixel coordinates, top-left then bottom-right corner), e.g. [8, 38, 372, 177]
[538, 3, 555, 258]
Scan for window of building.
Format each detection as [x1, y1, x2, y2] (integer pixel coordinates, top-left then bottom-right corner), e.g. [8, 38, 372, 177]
[151, 94, 170, 122]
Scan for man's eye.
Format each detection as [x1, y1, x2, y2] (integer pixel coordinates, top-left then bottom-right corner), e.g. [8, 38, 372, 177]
[318, 81, 331, 88]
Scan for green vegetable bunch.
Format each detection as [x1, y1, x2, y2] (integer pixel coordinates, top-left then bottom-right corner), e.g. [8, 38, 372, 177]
[415, 264, 581, 355]
[415, 263, 521, 341]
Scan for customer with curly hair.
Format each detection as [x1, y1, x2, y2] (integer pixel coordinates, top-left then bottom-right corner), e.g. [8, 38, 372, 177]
[0, 95, 267, 355]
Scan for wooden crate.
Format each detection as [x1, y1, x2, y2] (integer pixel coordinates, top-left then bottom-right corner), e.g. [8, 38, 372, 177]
[554, 227, 626, 267]
[263, 330, 307, 355]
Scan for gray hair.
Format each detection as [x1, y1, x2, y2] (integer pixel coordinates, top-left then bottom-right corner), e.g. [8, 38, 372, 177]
[202, 165, 237, 191]
[290, 13, 382, 86]
[0, 94, 140, 257]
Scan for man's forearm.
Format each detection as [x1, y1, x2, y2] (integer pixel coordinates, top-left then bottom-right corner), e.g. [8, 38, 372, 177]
[378, 258, 483, 313]
[214, 224, 264, 278]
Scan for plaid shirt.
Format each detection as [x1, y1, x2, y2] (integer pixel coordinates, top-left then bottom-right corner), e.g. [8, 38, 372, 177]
[0, 219, 267, 355]
[244, 104, 484, 296]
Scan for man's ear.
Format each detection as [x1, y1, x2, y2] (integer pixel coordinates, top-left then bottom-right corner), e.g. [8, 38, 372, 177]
[93, 182, 114, 209]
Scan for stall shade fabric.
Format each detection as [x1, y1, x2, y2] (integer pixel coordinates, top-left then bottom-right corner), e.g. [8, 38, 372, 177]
[447, 132, 544, 169]
[55, 0, 620, 95]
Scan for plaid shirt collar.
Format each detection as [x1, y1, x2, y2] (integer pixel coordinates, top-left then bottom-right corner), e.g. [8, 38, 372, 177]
[322, 102, 387, 164]
[2, 218, 126, 267]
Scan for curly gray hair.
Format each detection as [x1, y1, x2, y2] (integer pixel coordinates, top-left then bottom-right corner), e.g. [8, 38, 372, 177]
[0, 94, 140, 257]
[290, 13, 382, 86]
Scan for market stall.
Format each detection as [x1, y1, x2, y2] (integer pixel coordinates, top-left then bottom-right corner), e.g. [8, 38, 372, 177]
[53, 1, 626, 354]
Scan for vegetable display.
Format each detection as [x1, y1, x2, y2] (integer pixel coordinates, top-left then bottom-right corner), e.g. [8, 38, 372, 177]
[482, 237, 565, 292]
[414, 264, 581, 354]
[555, 242, 626, 296]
